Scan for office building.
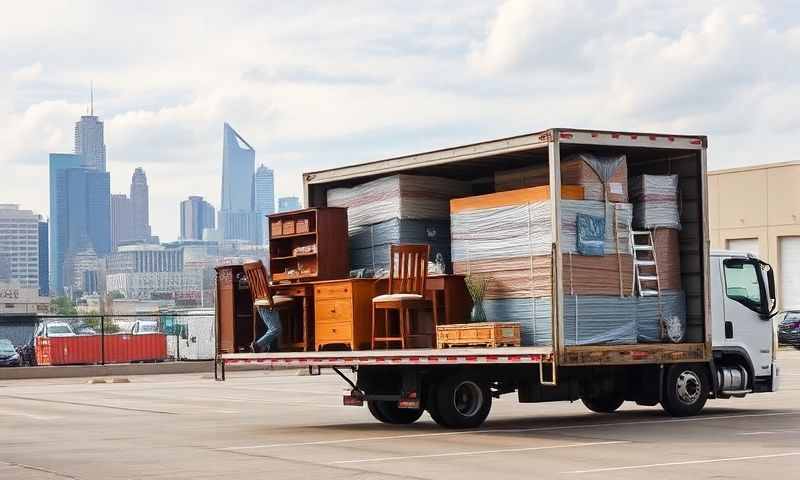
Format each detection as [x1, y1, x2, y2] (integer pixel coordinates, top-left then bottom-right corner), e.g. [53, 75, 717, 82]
[0, 204, 40, 290]
[180, 196, 215, 240]
[52, 167, 111, 293]
[111, 194, 134, 249]
[130, 167, 153, 242]
[0, 281, 50, 314]
[708, 160, 800, 310]
[278, 196, 302, 213]
[38, 219, 48, 297]
[49, 153, 82, 292]
[105, 244, 201, 300]
[74, 106, 107, 171]
[254, 165, 275, 244]
[219, 123, 258, 243]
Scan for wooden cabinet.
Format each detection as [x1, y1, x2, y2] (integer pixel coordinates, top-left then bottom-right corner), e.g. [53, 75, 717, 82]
[215, 264, 254, 354]
[268, 208, 349, 283]
[313, 279, 376, 351]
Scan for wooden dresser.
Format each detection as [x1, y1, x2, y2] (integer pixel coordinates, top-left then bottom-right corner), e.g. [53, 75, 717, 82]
[314, 279, 376, 351]
[215, 264, 254, 354]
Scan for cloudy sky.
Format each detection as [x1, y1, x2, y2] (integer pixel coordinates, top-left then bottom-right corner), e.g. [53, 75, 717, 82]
[2, 0, 799, 241]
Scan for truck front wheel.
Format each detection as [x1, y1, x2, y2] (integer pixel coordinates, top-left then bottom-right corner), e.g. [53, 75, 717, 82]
[432, 376, 492, 428]
[367, 400, 424, 425]
[661, 364, 709, 417]
[581, 394, 624, 413]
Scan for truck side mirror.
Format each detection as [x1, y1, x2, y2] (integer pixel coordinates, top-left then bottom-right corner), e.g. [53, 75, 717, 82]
[759, 261, 777, 319]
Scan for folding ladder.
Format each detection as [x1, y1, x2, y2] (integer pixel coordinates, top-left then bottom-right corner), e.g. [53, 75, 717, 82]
[631, 230, 661, 297]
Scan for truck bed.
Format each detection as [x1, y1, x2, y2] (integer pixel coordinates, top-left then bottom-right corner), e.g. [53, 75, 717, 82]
[219, 342, 705, 368]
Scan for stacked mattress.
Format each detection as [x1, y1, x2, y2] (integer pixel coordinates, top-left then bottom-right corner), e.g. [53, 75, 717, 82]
[327, 175, 470, 274]
[450, 185, 635, 346]
[630, 174, 681, 230]
[494, 153, 629, 203]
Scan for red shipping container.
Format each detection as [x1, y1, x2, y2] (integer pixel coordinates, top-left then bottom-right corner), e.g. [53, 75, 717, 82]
[35, 334, 167, 365]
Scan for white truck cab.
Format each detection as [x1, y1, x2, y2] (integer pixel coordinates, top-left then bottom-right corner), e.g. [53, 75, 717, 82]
[710, 250, 779, 396]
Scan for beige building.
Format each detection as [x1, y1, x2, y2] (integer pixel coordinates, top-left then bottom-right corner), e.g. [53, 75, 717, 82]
[708, 161, 800, 310]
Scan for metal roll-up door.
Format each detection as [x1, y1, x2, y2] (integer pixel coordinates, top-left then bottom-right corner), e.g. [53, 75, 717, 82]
[780, 236, 800, 310]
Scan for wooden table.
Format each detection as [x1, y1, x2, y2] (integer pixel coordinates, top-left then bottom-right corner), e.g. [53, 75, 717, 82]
[374, 274, 472, 326]
[272, 282, 315, 351]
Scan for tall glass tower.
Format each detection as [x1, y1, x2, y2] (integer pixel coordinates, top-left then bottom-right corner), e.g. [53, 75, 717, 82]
[254, 165, 275, 244]
[130, 167, 152, 242]
[74, 89, 107, 171]
[219, 123, 257, 242]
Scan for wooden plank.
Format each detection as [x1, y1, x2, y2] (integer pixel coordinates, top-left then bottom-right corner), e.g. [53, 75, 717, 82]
[448, 185, 584, 213]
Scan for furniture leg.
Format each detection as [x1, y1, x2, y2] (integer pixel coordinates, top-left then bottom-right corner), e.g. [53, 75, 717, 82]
[302, 296, 309, 352]
[400, 308, 407, 349]
[371, 304, 377, 350]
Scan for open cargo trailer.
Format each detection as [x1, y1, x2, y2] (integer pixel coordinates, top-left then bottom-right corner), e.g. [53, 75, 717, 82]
[218, 128, 778, 428]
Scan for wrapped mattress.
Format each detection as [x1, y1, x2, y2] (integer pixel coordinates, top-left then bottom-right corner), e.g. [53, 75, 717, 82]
[494, 153, 628, 202]
[630, 174, 681, 230]
[327, 174, 471, 229]
[348, 218, 451, 272]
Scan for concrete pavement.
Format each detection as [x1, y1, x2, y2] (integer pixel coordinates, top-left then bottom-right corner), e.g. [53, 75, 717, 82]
[1, 351, 799, 479]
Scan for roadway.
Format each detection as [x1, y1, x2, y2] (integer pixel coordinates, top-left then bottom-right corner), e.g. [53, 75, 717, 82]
[1, 351, 799, 479]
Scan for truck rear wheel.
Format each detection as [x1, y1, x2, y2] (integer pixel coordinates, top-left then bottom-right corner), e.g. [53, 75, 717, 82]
[367, 400, 423, 425]
[581, 394, 624, 413]
[432, 376, 492, 429]
[661, 364, 709, 417]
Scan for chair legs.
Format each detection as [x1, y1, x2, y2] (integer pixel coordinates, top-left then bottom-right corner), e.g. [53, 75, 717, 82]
[371, 306, 435, 349]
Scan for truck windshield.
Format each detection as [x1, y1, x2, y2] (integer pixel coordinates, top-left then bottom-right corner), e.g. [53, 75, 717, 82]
[723, 260, 763, 312]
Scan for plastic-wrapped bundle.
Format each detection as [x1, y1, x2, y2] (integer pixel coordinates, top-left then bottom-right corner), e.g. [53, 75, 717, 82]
[636, 290, 686, 343]
[483, 297, 553, 346]
[564, 295, 637, 345]
[452, 254, 633, 299]
[494, 154, 628, 202]
[451, 202, 552, 261]
[327, 175, 471, 229]
[451, 200, 631, 262]
[630, 174, 681, 230]
[638, 228, 682, 290]
[560, 200, 632, 255]
[348, 218, 452, 271]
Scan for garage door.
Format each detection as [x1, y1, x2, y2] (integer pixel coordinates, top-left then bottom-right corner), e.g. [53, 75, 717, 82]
[780, 236, 800, 310]
[727, 238, 759, 257]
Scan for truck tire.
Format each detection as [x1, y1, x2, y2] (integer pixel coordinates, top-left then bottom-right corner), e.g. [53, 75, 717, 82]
[661, 364, 709, 417]
[367, 400, 423, 425]
[425, 383, 445, 425]
[433, 376, 492, 429]
[581, 394, 624, 413]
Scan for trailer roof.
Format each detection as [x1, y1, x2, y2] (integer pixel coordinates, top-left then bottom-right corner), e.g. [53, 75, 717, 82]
[303, 128, 707, 185]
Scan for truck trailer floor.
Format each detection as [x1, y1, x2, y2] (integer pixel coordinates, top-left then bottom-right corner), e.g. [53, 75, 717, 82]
[2, 352, 800, 480]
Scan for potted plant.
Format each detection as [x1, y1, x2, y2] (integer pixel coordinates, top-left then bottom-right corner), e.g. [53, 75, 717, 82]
[465, 274, 488, 323]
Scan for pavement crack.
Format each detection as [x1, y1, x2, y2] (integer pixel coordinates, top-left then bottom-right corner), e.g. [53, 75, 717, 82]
[1, 460, 81, 479]
[0, 394, 177, 415]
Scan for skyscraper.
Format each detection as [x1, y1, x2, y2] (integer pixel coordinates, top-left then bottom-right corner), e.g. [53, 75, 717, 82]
[38, 218, 49, 297]
[74, 96, 107, 171]
[219, 123, 258, 243]
[0, 204, 41, 290]
[111, 193, 134, 249]
[278, 196, 302, 213]
[49, 153, 82, 293]
[52, 167, 111, 293]
[130, 167, 153, 242]
[254, 165, 275, 244]
[180, 196, 215, 240]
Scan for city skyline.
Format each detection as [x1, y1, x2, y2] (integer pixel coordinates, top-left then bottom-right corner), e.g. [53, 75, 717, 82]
[219, 123, 260, 244]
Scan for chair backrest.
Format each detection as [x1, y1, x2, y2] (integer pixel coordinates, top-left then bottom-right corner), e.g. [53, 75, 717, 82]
[388, 244, 430, 296]
[243, 260, 273, 308]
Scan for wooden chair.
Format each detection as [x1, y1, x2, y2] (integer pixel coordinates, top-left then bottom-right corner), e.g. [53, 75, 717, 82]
[243, 260, 296, 349]
[371, 244, 436, 349]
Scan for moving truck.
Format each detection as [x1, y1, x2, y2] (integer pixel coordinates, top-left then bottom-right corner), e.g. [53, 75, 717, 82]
[217, 128, 779, 428]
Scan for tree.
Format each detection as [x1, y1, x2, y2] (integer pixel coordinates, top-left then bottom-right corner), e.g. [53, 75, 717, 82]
[109, 290, 125, 299]
[50, 296, 77, 315]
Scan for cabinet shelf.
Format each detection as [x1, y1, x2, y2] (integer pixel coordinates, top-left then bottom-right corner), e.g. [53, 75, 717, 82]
[271, 252, 318, 261]
[271, 231, 317, 240]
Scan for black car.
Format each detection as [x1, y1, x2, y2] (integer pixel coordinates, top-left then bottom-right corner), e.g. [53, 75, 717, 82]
[0, 338, 20, 367]
[778, 311, 800, 348]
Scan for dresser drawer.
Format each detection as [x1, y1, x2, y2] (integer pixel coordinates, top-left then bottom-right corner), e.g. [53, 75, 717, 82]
[315, 298, 353, 324]
[316, 321, 352, 342]
[315, 283, 353, 300]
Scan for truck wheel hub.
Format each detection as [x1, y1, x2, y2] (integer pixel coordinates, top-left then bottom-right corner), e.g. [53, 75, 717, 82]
[453, 381, 482, 417]
[676, 371, 701, 404]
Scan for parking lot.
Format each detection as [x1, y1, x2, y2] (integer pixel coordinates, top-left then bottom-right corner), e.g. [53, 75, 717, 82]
[1, 351, 799, 479]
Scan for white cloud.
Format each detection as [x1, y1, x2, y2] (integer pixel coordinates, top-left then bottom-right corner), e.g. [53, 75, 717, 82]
[1, 0, 799, 241]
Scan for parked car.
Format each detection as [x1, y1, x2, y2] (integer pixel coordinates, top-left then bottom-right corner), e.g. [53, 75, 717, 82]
[130, 320, 160, 335]
[0, 339, 20, 367]
[71, 323, 97, 335]
[778, 310, 800, 348]
[34, 321, 77, 338]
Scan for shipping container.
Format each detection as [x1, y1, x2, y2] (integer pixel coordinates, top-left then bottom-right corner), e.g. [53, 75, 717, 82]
[35, 334, 167, 365]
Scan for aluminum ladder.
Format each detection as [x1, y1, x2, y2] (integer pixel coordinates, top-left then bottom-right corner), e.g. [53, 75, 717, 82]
[632, 230, 661, 297]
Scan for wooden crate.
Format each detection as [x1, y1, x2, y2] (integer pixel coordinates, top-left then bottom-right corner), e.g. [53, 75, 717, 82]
[282, 220, 296, 235]
[270, 220, 283, 237]
[436, 322, 521, 349]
